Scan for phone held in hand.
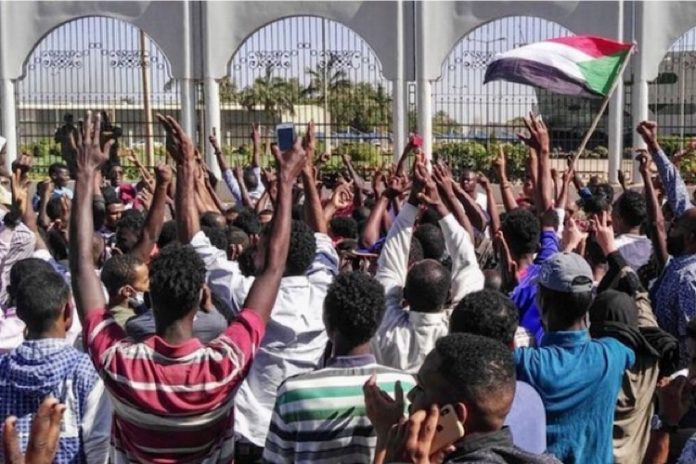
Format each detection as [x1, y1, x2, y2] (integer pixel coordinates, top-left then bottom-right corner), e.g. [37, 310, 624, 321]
[276, 123, 295, 151]
[411, 133, 423, 148]
[430, 404, 465, 455]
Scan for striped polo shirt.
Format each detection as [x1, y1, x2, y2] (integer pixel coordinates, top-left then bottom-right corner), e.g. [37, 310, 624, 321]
[83, 306, 265, 463]
[263, 353, 415, 464]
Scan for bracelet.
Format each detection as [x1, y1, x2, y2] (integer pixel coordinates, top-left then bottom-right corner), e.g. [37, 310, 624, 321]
[502, 182, 512, 190]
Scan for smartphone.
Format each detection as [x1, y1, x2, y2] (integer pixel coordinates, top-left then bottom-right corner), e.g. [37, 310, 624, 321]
[276, 123, 295, 151]
[429, 404, 465, 455]
[411, 133, 423, 148]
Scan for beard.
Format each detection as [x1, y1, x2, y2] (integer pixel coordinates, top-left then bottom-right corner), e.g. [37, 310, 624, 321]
[667, 235, 685, 257]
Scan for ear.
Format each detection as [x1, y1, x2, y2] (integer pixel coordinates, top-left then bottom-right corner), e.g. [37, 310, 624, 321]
[63, 301, 74, 331]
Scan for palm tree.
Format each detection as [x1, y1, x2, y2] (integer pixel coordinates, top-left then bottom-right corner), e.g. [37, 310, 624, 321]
[303, 53, 352, 102]
[238, 65, 297, 121]
[371, 83, 392, 129]
[218, 78, 239, 104]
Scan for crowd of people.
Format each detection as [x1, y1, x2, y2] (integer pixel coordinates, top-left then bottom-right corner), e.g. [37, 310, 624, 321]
[0, 109, 695, 464]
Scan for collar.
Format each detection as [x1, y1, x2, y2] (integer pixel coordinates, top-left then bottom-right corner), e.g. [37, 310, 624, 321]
[18, 338, 69, 355]
[326, 353, 376, 368]
[144, 335, 204, 359]
[540, 329, 590, 348]
[449, 428, 514, 458]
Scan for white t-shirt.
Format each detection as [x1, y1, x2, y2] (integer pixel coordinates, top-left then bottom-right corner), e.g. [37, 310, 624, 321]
[614, 233, 653, 270]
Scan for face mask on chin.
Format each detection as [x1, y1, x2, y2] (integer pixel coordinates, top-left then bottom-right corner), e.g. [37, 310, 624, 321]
[128, 291, 147, 313]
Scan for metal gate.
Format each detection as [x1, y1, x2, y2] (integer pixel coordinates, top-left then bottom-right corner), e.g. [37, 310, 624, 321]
[15, 16, 180, 174]
[224, 16, 393, 170]
[432, 16, 618, 179]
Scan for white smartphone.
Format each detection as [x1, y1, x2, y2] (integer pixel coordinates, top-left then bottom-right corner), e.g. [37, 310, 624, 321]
[429, 404, 465, 455]
[276, 123, 295, 151]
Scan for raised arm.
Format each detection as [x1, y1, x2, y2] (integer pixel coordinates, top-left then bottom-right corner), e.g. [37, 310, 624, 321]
[637, 120, 693, 216]
[130, 164, 172, 261]
[432, 163, 475, 239]
[492, 146, 518, 212]
[69, 111, 112, 319]
[251, 123, 262, 168]
[300, 122, 328, 234]
[519, 113, 553, 212]
[638, 152, 669, 270]
[361, 176, 404, 249]
[243, 138, 306, 322]
[478, 174, 500, 236]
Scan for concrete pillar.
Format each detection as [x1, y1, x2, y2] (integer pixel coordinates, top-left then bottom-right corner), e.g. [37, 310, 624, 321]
[607, 0, 624, 184]
[204, 77, 221, 178]
[180, 78, 196, 142]
[0, 79, 17, 170]
[631, 77, 649, 181]
[392, 0, 405, 161]
[415, 1, 432, 160]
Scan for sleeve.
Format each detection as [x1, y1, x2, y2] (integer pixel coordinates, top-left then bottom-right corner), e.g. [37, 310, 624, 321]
[307, 233, 339, 280]
[262, 390, 296, 464]
[190, 230, 253, 317]
[438, 213, 484, 306]
[209, 309, 266, 384]
[80, 379, 112, 464]
[251, 166, 266, 198]
[0, 223, 37, 305]
[82, 307, 128, 372]
[652, 148, 694, 217]
[677, 275, 696, 337]
[534, 230, 560, 265]
[375, 203, 418, 307]
[221, 168, 243, 205]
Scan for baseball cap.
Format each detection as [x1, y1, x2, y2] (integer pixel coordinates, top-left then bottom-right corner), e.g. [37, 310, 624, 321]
[538, 252, 593, 293]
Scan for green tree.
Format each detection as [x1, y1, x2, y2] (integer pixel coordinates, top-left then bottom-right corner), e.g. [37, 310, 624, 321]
[218, 78, 238, 104]
[238, 65, 298, 121]
[303, 53, 352, 102]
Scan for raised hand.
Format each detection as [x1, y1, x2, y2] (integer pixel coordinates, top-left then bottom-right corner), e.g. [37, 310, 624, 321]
[636, 151, 651, 177]
[154, 163, 173, 186]
[209, 127, 222, 154]
[492, 145, 507, 173]
[384, 406, 455, 464]
[431, 162, 455, 199]
[518, 112, 550, 153]
[250, 122, 261, 148]
[617, 169, 627, 191]
[495, 230, 518, 287]
[4, 397, 65, 464]
[562, 216, 587, 253]
[271, 136, 307, 185]
[478, 173, 490, 189]
[74, 111, 113, 173]
[157, 114, 195, 164]
[415, 162, 442, 207]
[636, 121, 659, 150]
[11, 154, 33, 209]
[590, 210, 616, 256]
[363, 375, 404, 440]
[331, 181, 354, 209]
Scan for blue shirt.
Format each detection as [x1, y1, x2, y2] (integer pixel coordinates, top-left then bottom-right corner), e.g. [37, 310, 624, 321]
[514, 330, 635, 464]
[511, 231, 559, 343]
[505, 380, 547, 454]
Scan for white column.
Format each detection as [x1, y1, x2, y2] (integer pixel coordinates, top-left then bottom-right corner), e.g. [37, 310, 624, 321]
[180, 78, 196, 142]
[204, 77, 221, 178]
[415, 1, 432, 160]
[0, 79, 17, 170]
[631, 77, 649, 182]
[607, 0, 624, 185]
[392, 0, 405, 162]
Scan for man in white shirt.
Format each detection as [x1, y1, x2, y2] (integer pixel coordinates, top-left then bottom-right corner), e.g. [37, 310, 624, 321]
[372, 164, 484, 373]
[612, 190, 652, 270]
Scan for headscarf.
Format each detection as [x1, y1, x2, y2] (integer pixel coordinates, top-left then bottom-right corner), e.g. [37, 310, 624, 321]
[589, 290, 661, 358]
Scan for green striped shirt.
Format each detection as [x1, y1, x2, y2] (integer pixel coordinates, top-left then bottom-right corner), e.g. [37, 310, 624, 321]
[262, 354, 415, 464]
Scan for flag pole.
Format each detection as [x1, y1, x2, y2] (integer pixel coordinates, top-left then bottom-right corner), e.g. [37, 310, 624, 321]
[572, 44, 636, 163]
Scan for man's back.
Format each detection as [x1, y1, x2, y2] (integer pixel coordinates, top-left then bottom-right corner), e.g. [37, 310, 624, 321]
[263, 355, 415, 464]
[514, 330, 635, 463]
[84, 307, 265, 463]
[0, 339, 111, 463]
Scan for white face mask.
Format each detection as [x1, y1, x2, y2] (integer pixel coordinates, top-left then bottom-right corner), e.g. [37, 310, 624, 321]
[128, 291, 146, 311]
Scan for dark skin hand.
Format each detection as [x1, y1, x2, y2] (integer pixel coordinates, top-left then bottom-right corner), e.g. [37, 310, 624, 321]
[4, 397, 66, 464]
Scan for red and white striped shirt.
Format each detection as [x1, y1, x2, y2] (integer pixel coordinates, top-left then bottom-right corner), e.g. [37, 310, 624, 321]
[83, 307, 265, 463]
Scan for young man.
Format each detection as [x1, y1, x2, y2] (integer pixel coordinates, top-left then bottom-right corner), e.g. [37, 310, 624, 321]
[514, 252, 635, 463]
[449, 289, 547, 454]
[367, 334, 561, 463]
[100, 254, 149, 328]
[0, 268, 111, 463]
[264, 272, 415, 463]
[69, 112, 303, 463]
[190, 123, 339, 457]
[372, 160, 484, 373]
[612, 190, 652, 270]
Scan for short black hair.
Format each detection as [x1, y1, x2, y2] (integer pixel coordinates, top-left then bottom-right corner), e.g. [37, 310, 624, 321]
[117, 209, 145, 233]
[352, 207, 371, 224]
[48, 163, 68, 177]
[434, 333, 515, 417]
[285, 220, 317, 276]
[149, 243, 205, 323]
[408, 236, 424, 265]
[450, 290, 518, 346]
[420, 207, 442, 227]
[202, 225, 228, 252]
[614, 191, 647, 228]
[16, 270, 71, 334]
[501, 209, 540, 257]
[537, 283, 594, 326]
[330, 216, 359, 240]
[101, 254, 144, 297]
[243, 167, 259, 190]
[233, 208, 261, 236]
[8, 258, 55, 302]
[46, 197, 64, 221]
[413, 224, 445, 260]
[226, 225, 249, 247]
[291, 204, 305, 221]
[323, 272, 385, 346]
[157, 220, 178, 249]
[581, 183, 615, 214]
[201, 211, 225, 229]
[404, 259, 451, 312]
